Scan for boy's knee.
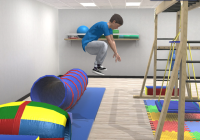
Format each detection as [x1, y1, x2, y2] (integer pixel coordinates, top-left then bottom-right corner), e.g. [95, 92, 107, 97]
[102, 42, 108, 50]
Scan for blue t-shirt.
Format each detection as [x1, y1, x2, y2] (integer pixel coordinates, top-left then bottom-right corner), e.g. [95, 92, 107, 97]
[82, 21, 113, 52]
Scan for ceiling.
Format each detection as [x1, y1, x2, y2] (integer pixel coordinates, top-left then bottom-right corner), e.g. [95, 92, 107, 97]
[36, 0, 163, 9]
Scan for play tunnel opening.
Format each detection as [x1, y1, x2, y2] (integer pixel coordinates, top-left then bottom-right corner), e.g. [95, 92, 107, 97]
[31, 76, 66, 107]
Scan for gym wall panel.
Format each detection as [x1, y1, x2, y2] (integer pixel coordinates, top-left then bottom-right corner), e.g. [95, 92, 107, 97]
[0, 0, 59, 104]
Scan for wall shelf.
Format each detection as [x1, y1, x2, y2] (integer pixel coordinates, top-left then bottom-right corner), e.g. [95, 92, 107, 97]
[65, 33, 139, 41]
[64, 38, 139, 41]
[66, 33, 139, 35]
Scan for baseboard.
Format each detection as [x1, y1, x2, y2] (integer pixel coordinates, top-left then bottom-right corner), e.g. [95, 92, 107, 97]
[16, 75, 200, 101]
[16, 93, 30, 101]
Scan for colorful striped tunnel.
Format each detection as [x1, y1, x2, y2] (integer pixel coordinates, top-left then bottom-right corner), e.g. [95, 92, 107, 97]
[0, 101, 71, 140]
[30, 68, 88, 110]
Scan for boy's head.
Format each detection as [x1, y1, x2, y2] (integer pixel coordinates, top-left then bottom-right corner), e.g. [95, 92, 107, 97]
[109, 14, 123, 29]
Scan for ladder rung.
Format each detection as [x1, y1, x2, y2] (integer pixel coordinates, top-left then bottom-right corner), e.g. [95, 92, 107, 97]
[157, 69, 171, 71]
[185, 99, 200, 102]
[156, 80, 170, 81]
[186, 80, 200, 83]
[186, 61, 200, 63]
[157, 59, 175, 61]
[157, 40, 200, 43]
[157, 49, 177, 50]
[157, 38, 174, 40]
[187, 41, 200, 43]
[158, 46, 200, 50]
[185, 119, 200, 121]
[157, 60, 200, 63]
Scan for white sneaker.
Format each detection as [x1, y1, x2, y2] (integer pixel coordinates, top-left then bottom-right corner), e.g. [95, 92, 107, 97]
[97, 65, 107, 71]
[93, 68, 105, 75]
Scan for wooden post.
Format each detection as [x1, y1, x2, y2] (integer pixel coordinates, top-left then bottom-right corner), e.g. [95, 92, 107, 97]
[178, 1, 188, 139]
[186, 76, 192, 99]
[175, 12, 180, 97]
[175, 12, 191, 99]
[154, 2, 188, 139]
[154, 43, 183, 140]
[153, 14, 158, 97]
[177, 6, 191, 99]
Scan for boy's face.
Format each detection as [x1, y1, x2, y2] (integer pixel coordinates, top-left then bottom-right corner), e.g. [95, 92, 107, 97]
[111, 20, 121, 29]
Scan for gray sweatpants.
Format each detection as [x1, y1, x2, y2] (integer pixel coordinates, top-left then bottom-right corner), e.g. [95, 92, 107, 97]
[85, 41, 108, 67]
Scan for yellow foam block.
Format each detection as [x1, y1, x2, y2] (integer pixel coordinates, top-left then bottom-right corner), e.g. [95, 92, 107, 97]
[21, 106, 67, 127]
[161, 131, 194, 140]
[0, 101, 24, 108]
[148, 112, 178, 121]
[152, 131, 195, 139]
[145, 87, 147, 95]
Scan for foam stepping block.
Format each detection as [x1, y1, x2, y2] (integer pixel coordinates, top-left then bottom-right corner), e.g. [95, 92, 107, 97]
[0, 135, 39, 140]
[0, 101, 71, 140]
[155, 100, 200, 113]
[145, 86, 179, 96]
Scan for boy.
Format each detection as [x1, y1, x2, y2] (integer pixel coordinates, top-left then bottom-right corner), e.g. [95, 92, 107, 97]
[82, 14, 123, 75]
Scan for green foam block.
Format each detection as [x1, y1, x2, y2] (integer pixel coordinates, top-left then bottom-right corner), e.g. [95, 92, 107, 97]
[189, 132, 200, 140]
[146, 105, 159, 113]
[119, 35, 139, 38]
[113, 30, 119, 33]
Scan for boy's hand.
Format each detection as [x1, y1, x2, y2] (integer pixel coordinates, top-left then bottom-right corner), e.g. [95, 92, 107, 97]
[113, 53, 121, 62]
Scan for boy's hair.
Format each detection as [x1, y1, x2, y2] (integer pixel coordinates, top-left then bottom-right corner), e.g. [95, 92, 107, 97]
[110, 14, 123, 25]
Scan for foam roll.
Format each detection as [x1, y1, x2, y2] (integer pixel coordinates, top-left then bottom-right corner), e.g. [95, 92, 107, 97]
[31, 68, 88, 110]
[0, 101, 71, 140]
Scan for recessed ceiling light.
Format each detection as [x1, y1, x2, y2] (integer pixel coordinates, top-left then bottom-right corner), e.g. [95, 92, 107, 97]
[126, 2, 141, 6]
[80, 3, 96, 6]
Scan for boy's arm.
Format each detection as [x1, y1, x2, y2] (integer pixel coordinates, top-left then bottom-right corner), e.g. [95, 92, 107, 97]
[106, 35, 118, 54]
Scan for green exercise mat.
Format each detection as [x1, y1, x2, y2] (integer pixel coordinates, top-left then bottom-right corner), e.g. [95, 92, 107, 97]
[119, 35, 139, 38]
[113, 29, 119, 33]
[100, 35, 119, 38]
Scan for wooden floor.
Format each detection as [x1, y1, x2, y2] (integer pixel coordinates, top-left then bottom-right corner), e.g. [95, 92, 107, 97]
[24, 78, 200, 140]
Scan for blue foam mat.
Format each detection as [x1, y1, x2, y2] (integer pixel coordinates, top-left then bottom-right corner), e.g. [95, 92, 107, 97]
[67, 87, 106, 140]
[185, 121, 200, 132]
[155, 100, 200, 113]
[71, 119, 94, 140]
[68, 87, 105, 119]
[0, 135, 39, 140]
[144, 100, 157, 106]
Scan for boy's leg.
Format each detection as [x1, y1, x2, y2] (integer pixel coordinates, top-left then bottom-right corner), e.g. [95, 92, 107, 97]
[94, 42, 108, 70]
[85, 41, 108, 75]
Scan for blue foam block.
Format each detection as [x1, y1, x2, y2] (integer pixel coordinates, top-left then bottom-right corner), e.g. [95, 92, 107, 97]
[68, 87, 105, 119]
[146, 86, 167, 89]
[155, 100, 200, 113]
[144, 100, 157, 106]
[185, 121, 200, 132]
[169, 41, 180, 43]
[0, 135, 39, 140]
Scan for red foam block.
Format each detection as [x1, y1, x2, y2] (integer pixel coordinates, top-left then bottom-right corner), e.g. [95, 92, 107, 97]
[150, 120, 190, 132]
[146, 88, 179, 96]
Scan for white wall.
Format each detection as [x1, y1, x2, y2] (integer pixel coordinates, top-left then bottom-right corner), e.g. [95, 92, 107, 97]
[0, 0, 58, 104]
[58, 8, 200, 77]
